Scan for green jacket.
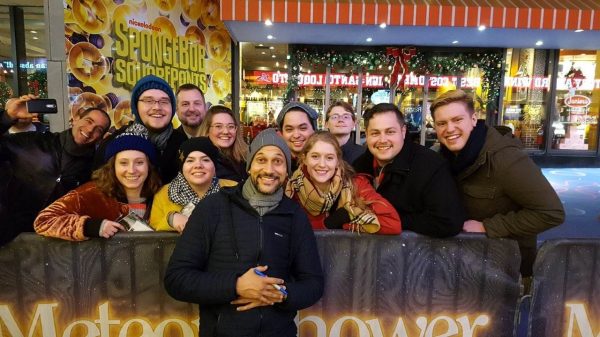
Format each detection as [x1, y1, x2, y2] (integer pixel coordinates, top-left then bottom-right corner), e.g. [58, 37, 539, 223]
[456, 126, 564, 276]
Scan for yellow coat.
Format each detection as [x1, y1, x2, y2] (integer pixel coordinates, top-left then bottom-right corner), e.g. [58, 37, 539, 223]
[149, 179, 237, 231]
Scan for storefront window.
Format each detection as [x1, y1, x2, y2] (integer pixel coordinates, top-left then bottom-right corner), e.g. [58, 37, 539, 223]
[501, 48, 552, 151]
[241, 44, 388, 138]
[23, 6, 47, 98]
[240, 42, 289, 140]
[0, 6, 14, 108]
[0, 6, 47, 111]
[399, 52, 491, 147]
[550, 50, 599, 152]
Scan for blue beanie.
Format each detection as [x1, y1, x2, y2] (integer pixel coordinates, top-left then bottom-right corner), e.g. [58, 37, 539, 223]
[130, 75, 176, 124]
[104, 125, 158, 165]
[247, 128, 292, 176]
[276, 102, 319, 131]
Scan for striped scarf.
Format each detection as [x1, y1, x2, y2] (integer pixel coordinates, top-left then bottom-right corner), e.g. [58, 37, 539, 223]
[285, 166, 381, 233]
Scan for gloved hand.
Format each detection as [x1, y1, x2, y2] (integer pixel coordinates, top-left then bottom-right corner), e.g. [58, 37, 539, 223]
[324, 208, 351, 229]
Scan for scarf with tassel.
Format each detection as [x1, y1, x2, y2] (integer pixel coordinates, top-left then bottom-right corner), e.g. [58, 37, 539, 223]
[285, 166, 380, 233]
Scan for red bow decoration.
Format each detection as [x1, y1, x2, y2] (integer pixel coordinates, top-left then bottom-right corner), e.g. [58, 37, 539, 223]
[31, 80, 40, 96]
[387, 47, 416, 91]
[565, 68, 585, 89]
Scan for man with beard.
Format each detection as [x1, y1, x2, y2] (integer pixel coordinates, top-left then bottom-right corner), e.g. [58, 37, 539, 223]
[353, 103, 464, 238]
[94, 75, 187, 182]
[165, 128, 324, 337]
[0, 94, 110, 246]
[175, 83, 206, 138]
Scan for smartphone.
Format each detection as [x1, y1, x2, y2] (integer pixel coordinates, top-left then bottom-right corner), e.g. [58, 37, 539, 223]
[26, 98, 58, 114]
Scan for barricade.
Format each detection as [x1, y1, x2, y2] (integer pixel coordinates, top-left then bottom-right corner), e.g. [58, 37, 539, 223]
[529, 239, 600, 337]
[0, 232, 521, 337]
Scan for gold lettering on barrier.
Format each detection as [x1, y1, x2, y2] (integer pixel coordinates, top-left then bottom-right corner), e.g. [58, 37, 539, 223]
[566, 303, 600, 337]
[299, 313, 490, 337]
[0, 302, 493, 337]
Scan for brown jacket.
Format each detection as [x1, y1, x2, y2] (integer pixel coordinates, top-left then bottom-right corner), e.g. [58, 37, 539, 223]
[34, 182, 128, 241]
[456, 126, 565, 276]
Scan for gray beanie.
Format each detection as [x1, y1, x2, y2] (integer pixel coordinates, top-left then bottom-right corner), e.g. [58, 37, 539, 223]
[246, 128, 292, 175]
[276, 102, 318, 131]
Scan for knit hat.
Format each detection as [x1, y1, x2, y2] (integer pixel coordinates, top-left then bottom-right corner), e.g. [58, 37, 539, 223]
[104, 124, 158, 165]
[178, 137, 220, 167]
[130, 75, 176, 124]
[276, 102, 318, 131]
[247, 128, 292, 175]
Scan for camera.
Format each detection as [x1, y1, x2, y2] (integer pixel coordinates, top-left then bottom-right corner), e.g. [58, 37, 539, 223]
[26, 98, 58, 114]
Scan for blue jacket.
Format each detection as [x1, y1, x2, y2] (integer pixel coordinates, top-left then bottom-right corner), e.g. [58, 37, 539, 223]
[165, 185, 324, 337]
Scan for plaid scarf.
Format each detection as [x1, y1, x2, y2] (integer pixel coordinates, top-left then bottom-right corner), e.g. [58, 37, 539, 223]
[168, 172, 221, 207]
[285, 166, 381, 233]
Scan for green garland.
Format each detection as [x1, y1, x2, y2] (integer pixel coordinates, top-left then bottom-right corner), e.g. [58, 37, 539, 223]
[0, 81, 12, 109]
[285, 47, 391, 103]
[284, 47, 503, 110]
[27, 69, 48, 98]
[408, 51, 504, 111]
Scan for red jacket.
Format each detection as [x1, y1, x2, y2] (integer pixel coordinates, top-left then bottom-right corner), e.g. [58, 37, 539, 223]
[297, 175, 401, 235]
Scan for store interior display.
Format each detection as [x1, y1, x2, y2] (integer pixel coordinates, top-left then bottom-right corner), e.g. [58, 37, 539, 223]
[242, 43, 499, 145]
[552, 50, 599, 151]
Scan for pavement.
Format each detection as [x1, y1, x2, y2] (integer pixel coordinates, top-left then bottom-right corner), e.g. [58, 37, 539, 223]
[540, 168, 600, 240]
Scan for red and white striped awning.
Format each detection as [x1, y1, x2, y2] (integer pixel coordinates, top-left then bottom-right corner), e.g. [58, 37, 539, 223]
[221, 0, 600, 31]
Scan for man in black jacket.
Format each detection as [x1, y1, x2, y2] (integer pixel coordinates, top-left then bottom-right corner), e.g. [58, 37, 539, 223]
[353, 103, 464, 238]
[165, 129, 324, 337]
[0, 95, 110, 246]
[325, 101, 364, 164]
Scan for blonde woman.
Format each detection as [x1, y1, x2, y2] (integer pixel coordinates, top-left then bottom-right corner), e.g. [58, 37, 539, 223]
[198, 105, 248, 182]
[286, 131, 401, 234]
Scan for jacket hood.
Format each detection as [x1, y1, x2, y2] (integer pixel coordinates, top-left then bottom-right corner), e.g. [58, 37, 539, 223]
[480, 124, 524, 156]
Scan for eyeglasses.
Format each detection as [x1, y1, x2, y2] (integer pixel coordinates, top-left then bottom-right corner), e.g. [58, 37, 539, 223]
[139, 97, 171, 107]
[328, 114, 354, 121]
[210, 124, 237, 132]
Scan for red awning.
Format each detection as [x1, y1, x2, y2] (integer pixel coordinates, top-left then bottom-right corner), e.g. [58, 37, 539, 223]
[221, 0, 600, 30]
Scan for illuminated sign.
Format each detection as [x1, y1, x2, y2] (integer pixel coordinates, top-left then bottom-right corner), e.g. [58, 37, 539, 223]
[3, 303, 596, 337]
[0, 302, 494, 337]
[248, 71, 386, 88]
[402, 74, 481, 89]
[247, 72, 482, 89]
[504, 76, 600, 90]
[564, 95, 591, 108]
[1, 61, 47, 70]
[565, 303, 600, 337]
[299, 314, 489, 337]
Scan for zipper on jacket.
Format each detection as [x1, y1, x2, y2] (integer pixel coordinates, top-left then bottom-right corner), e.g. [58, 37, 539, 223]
[256, 215, 263, 263]
[258, 308, 264, 337]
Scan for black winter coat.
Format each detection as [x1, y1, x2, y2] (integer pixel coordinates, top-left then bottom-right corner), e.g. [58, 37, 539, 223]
[0, 112, 95, 246]
[341, 141, 365, 165]
[165, 186, 324, 337]
[353, 141, 464, 238]
[214, 153, 248, 183]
